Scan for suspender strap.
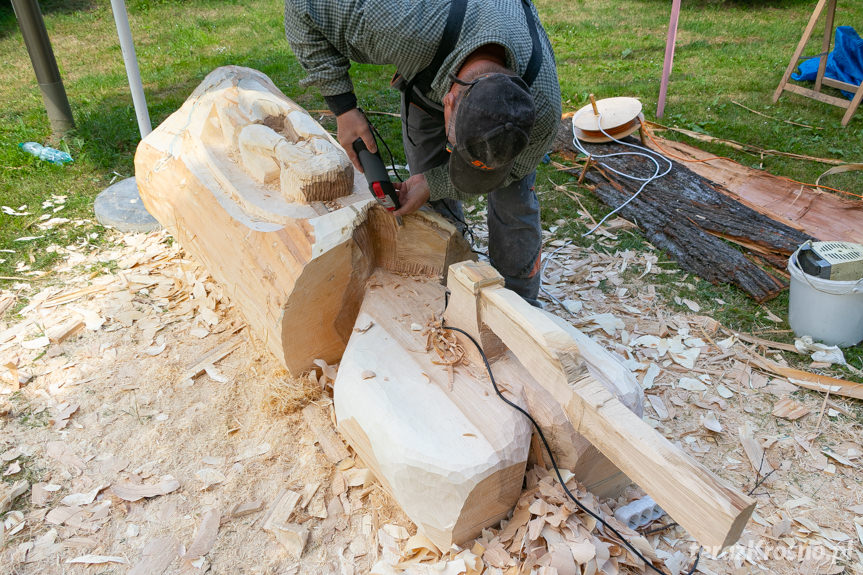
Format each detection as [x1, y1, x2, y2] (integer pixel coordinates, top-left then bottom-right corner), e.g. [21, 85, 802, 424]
[402, 0, 466, 143]
[520, 0, 542, 87]
[403, 0, 542, 143]
[412, 0, 468, 96]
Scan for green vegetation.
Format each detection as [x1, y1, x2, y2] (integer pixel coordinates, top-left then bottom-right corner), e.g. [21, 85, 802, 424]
[1, 0, 860, 374]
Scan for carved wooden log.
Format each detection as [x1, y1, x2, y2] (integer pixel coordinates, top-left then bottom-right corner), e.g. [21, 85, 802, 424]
[335, 260, 645, 549]
[134, 66, 471, 373]
[334, 271, 532, 550]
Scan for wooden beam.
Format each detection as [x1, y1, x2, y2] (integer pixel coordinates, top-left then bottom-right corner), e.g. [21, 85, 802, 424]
[447, 261, 756, 551]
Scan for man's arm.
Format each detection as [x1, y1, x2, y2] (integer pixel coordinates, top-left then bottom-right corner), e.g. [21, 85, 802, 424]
[284, 0, 354, 102]
[283, 0, 376, 167]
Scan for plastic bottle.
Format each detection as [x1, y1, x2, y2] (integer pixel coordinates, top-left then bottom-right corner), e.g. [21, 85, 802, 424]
[19, 142, 73, 165]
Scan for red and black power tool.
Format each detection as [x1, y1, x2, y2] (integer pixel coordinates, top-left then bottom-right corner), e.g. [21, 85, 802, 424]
[353, 138, 402, 223]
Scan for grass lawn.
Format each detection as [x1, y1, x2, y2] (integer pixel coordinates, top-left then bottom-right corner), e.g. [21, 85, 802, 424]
[1, 0, 861, 373]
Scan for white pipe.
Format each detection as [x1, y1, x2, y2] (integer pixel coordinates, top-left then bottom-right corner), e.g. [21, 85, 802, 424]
[110, 0, 152, 138]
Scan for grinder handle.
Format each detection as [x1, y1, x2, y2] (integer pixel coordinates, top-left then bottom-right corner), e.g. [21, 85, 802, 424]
[352, 138, 391, 185]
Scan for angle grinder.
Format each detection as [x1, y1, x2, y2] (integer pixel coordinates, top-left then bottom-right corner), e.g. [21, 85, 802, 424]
[353, 138, 402, 225]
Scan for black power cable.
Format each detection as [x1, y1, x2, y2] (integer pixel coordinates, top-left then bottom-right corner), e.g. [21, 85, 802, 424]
[440, 323, 702, 575]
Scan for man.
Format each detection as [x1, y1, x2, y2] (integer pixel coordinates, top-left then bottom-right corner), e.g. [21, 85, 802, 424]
[284, 0, 561, 306]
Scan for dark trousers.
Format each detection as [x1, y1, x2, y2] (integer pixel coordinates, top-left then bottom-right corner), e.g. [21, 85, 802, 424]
[399, 89, 542, 305]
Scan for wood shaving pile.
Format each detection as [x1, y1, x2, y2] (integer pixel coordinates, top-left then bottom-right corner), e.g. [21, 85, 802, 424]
[0, 216, 861, 574]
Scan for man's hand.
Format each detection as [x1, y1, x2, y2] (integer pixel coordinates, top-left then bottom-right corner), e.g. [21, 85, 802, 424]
[393, 174, 430, 216]
[337, 108, 376, 172]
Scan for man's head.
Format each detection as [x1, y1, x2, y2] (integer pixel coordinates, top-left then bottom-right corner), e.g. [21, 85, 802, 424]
[443, 67, 536, 195]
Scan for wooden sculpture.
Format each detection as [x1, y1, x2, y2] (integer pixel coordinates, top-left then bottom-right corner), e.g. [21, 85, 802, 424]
[334, 271, 533, 550]
[135, 67, 752, 553]
[134, 66, 471, 373]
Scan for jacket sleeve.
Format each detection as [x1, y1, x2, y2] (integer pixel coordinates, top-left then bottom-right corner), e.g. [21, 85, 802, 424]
[284, 1, 355, 105]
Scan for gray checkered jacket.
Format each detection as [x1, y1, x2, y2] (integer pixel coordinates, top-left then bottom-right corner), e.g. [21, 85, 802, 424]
[284, 0, 561, 201]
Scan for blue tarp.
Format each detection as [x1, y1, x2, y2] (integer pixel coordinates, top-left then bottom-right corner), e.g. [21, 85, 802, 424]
[791, 25, 863, 99]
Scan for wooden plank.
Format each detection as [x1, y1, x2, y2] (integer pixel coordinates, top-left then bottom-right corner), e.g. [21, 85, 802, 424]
[302, 403, 350, 464]
[814, 0, 837, 92]
[783, 83, 850, 108]
[749, 352, 863, 400]
[448, 261, 756, 551]
[821, 77, 859, 94]
[841, 80, 863, 126]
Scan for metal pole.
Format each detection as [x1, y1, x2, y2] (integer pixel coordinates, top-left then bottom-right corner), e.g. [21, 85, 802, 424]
[656, 0, 682, 119]
[11, 0, 75, 136]
[110, 0, 151, 138]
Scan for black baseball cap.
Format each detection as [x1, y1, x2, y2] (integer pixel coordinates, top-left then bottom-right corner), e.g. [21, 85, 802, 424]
[449, 73, 536, 195]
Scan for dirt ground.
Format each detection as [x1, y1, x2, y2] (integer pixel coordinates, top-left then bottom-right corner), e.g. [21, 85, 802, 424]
[1, 223, 862, 575]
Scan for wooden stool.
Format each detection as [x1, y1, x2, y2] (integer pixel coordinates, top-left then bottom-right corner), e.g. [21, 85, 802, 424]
[773, 0, 863, 126]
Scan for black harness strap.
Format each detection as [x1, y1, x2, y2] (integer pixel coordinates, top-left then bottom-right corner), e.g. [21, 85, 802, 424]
[520, 0, 542, 86]
[409, 0, 468, 98]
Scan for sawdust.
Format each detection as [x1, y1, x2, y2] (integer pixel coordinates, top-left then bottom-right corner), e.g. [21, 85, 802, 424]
[0, 217, 861, 575]
[267, 369, 323, 416]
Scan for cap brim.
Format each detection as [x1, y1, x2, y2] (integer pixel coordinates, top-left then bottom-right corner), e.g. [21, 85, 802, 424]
[448, 151, 513, 195]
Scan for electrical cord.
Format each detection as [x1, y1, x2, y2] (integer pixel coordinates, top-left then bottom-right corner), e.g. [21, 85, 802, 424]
[538, 240, 574, 312]
[571, 111, 673, 237]
[362, 110, 405, 184]
[440, 323, 702, 575]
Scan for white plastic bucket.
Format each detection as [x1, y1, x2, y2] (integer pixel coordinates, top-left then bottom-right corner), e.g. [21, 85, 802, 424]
[788, 250, 863, 347]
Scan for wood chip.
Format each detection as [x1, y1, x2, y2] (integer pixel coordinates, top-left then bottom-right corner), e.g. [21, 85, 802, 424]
[129, 537, 180, 575]
[263, 489, 301, 533]
[228, 499, 264, 518]
[184, 509, 221, 561]
[772, 397, 810, 420]
[66, 555, 128, 565]
[52, 402, 79, 430]
[302, 404, 350, 464]
[647, 394, 669, 420]
[678, 377, 707, 391]
[111, 476, 180, 502]
[263, 490, 307, 557]
[0, 480, 29, 513]
[702, 411, 723, 433]
[382, 524, 410, 541]
[178, 334, 244, 383]
[233, 442, 270, 462]
[195, 468, 226, 490]
[61, 485, 106, 506]
[46, 318, 84, 343]
[738, 422, 774, 479]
